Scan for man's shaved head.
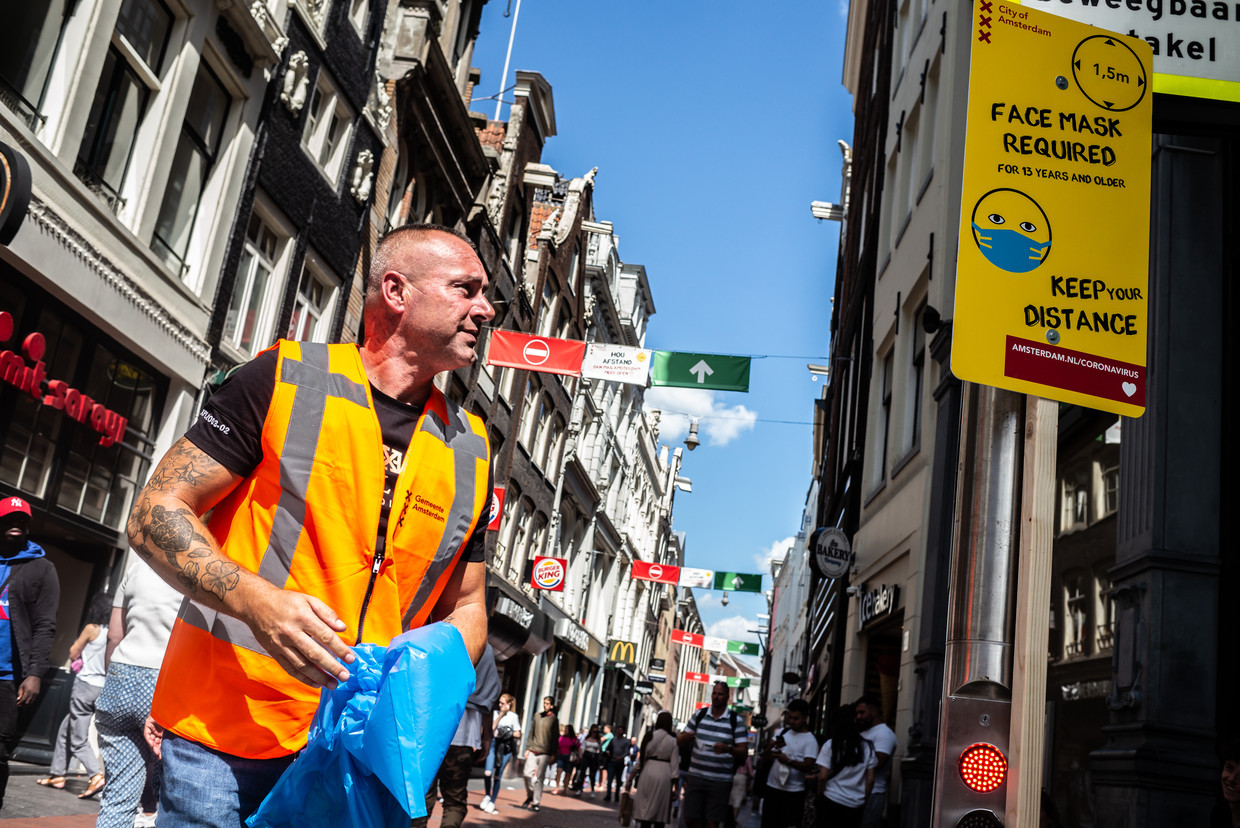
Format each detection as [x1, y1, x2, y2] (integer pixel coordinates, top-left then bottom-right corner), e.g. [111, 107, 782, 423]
[368, 224, 478, 299]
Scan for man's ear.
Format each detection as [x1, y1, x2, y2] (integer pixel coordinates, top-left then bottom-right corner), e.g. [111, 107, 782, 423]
[379, 270, 407, 313]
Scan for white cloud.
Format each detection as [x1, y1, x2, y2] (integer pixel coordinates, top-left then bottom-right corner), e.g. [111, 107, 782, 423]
[754, 536, 795, 574]
[694, 591, 716, 607]
[644, 387, 758, 448]
[839, 0, 850, 19]
[707, 615, 756, 642]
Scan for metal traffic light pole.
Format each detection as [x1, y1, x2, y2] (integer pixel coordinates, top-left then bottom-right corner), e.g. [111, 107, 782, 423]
[930, 384, 1019, 827]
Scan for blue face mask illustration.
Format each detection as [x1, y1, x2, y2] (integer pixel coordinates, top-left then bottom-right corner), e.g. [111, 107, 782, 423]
[971, 222, 1052, 273]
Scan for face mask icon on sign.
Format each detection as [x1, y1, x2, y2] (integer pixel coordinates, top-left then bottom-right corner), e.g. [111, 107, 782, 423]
[970, 188, 1052, 274]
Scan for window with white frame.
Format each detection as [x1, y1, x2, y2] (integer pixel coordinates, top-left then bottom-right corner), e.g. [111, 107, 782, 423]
[75, 0, 174, 211]
[871, 350, 894, 487]
[1, 0, 80, 125]
[223, 208, 288, 356]
[303, 67, 354, 185]
[287, 249, 339, 342]
[348, 0, 369, 35]
[1102, 463, 1119, 516]
[152, 60, 232, 275]
[903, 302, 926, 454]
[537, 280, 556, 336]
[916, 65, 939, 195]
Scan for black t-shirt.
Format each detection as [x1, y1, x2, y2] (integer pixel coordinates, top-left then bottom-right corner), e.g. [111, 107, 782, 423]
[186, 349, 489, 563]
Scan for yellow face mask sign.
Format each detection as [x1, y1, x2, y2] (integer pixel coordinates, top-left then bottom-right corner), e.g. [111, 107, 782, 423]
[951, 0, 1153, 417]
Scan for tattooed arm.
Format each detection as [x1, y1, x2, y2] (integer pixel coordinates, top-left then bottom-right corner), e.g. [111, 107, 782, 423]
[127, 437, 355, 688]
[429, 558, 488, 664]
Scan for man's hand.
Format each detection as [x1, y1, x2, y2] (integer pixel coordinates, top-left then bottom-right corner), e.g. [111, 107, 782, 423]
[16, 676, 40, 705]
[712, 742, 730, 754]
[240, 583, 356, 688]
[144, 716, 164, 759]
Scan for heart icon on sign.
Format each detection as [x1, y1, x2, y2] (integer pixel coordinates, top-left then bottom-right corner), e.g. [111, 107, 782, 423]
[1122, 382, 1136, 397]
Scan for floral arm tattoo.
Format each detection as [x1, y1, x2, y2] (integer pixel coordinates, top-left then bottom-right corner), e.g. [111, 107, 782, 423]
[126, 438, 243, 603]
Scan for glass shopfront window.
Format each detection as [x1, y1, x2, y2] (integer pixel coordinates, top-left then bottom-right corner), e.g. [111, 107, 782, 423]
[0, 274, 163, 535]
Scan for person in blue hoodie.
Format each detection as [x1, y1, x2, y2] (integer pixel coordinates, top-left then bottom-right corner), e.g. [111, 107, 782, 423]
[0, 495, 59, 811]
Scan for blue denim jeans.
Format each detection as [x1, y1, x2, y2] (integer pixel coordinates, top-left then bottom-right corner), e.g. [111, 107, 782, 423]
[484, 742, 514, 799]
[158, 732, 295, 827]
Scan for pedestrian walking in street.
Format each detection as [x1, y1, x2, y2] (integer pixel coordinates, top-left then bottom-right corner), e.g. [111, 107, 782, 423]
[94, 553, 183, 828]
[522, 696, 559, 811]
[481, 693, 521, 813]
[813, 706, 876, 828]
[413, 644, 501, 828]
[0, 495, 59, 813]
[39, 591, 111, 798]
[573, 723, 603, 796]
[605, 726, 632, 802]
[730, 752, 753, 826]
[854, 694, 896, 828]
[759, 699, 820, 828]
[555, 723, 580, 793]
[125, 225, 494, 826]
[600, 724, 615, 792]
[631, 711, 679, 828]
[676, 681, 749, 828]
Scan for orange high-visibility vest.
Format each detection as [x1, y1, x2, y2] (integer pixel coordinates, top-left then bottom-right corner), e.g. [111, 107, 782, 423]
[151, 341, 490, 759]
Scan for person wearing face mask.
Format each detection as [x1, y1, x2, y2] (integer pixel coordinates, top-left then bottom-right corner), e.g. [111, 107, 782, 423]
[0, 495, 60, 813]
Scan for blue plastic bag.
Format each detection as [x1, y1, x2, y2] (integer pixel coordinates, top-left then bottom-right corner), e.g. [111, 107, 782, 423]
[247, 622, 476, 828]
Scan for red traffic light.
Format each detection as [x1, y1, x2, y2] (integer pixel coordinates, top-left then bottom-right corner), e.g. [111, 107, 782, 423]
[957, 742, 1008, 793]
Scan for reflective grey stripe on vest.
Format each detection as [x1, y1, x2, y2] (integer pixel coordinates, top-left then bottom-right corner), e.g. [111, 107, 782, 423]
[401, 402, 488, 628]
[177, 596, 267, 655]
[256, 343, 369, 588]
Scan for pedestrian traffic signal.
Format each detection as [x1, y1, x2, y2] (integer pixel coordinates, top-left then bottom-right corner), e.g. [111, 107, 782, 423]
[957, 742, 1007, 793]
[932, 687, 1010, 827]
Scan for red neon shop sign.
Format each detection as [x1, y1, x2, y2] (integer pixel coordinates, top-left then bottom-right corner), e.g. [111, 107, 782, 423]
[0, 311, 127, 447]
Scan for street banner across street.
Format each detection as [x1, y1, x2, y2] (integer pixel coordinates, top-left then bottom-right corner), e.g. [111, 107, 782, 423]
[950, 0, 1152, 416]
[672, 629, 704, 647]
[632, 560, 681, 585]
[685, 670, 710, 683]
[651, 351, 751, 392]
[1017, 0, 1240, 102]
[581, 343, 652, 385]
[713, 571, 763, 593]
[487, 330, 586, 376]
[678, 567, 714, 588]
[672, 629, 760, 656]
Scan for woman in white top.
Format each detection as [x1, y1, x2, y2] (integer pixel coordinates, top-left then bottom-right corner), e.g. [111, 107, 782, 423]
[39, 592, 112, 797]
[814, 705, 876, 828]
[94, 553, 184, 828]
[481, 693, 523, 813]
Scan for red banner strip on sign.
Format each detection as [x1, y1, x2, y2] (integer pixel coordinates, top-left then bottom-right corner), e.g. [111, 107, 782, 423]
[685, 671, 710, 683]
[1004, 335, 1145, 407]
[632, 560, 681, 585]
[487, 330, 586, 376]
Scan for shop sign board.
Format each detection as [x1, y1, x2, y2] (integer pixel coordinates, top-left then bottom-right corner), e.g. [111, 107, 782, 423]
[810, 527, 852, 579]
[487, 486, 505, 531]
[951, 0, 1153, 417]
[0, 311, 128, 446]
[607, 639, 638, 670]
[858, 584, 901, 629]
[1019, 0, 1240, 101]
[531, 556, 567, 591]
[0, 142, 32, 244]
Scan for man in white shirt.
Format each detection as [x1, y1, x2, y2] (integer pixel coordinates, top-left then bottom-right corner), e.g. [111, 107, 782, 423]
[760, 699, 819, 828]
[855, 694, 897, 828]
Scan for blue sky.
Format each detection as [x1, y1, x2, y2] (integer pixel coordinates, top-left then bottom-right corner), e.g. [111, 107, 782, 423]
[470, 2, 856, 649]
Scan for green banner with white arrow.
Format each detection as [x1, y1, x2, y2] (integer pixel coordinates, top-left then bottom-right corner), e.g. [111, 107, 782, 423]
[713, 571, 763, 593]
[651, 351, 751, 392]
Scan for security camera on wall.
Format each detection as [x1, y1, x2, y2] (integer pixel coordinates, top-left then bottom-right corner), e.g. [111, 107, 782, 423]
[845, 585, 863, 597]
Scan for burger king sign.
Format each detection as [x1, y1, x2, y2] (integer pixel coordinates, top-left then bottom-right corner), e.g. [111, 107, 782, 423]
[531, 556, 568, 591]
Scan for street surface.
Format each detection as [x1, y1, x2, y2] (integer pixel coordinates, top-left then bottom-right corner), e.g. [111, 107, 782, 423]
[0, 762, 761, 828]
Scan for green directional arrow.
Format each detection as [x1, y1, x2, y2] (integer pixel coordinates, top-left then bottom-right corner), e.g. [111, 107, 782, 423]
[713, 571, 763, 593]
[725, 677, 751, 688]
[651, 351, 751, 392]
